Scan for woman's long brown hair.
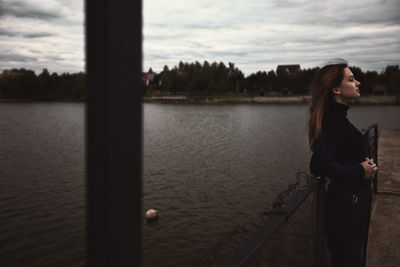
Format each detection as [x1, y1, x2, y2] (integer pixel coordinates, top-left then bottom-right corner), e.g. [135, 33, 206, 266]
[308, 63, 348, 150]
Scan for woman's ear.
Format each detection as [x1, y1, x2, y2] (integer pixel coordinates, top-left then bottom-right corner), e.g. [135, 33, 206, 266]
[332, 87, 341, 95]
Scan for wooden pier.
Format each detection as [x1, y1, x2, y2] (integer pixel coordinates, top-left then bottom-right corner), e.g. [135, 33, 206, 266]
[367, 129, 400, 267]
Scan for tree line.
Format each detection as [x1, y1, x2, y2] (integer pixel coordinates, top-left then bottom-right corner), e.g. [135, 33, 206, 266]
[0, 68, 85, 100]
[1, 63, 399, 100]
[148, 61, 400, 96]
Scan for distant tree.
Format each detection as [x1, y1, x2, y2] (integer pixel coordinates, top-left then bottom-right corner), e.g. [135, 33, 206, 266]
[228, 62, 245, 92]
[294, 68, 318, 96]
[364, 70, 379, 93]
[276, 67, 290, 92]
[266, 70, 277, 93]
[38, 68, 57, 99]
[0, 68, 39, 99]
[384, 65, 400, 94]
[72, 72, 86, 99]
[159, 65, 173, 92]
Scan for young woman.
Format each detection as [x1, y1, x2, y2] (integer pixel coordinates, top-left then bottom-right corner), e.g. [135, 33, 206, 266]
[308, 59, 377, 267]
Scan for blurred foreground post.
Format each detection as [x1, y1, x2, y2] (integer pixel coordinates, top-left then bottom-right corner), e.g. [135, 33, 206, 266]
[86, 0, 143, 266]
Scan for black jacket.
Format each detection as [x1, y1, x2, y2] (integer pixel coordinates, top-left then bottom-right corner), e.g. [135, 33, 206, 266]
[310, 101, 366, 188]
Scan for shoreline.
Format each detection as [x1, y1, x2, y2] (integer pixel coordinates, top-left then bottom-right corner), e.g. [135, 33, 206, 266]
[1, 95, 399, 105]
[0, 99, 84, 103]
[143, 95, 400, 105]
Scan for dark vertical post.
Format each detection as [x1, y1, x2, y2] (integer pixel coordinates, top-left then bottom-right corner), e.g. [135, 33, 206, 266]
[315, 177, 327, 267]
[373, 125, 378, 194]
[86, 0, 142, 266]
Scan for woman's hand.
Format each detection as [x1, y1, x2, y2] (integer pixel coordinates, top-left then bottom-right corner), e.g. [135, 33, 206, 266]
[361, 158, 378, 179]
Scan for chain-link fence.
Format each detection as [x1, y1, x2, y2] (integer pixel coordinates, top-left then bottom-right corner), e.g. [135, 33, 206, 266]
[245, 180, 318, 266]
[199, 172, 326, 267]
[222, 173, 326, 267]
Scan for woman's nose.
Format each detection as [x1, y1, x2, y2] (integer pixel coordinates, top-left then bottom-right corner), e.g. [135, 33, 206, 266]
[356, 80, 361, 86]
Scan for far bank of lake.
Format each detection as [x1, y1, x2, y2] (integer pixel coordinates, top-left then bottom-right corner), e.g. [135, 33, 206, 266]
[143, 95, 400, 105]
[1, 94, 399, 105]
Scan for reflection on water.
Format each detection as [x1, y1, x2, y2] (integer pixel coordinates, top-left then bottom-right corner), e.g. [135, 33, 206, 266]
[0, 103, 399, 266]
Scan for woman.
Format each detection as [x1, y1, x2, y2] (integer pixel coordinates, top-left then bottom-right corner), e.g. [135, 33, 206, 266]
[308, 59, 377, 267]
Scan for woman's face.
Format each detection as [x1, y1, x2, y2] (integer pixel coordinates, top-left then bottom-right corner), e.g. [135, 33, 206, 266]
[335, 67, 361, 99]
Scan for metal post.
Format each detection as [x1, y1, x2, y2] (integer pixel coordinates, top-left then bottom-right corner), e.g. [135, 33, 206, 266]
[373, 125, 378, 194]
[86, 0, 143, 266]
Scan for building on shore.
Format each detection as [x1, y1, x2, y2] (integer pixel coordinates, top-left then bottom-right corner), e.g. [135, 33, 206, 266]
[276, 64, 301, 74]
[276, 64, 301, 95]
[142, 68, 155, 86]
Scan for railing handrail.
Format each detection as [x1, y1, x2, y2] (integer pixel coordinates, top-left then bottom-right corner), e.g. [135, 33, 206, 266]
[363, 123, 378, 134]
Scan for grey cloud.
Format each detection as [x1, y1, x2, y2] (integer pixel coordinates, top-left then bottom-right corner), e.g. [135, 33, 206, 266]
[328, 9, 400, 26]
[186, 41, 212, 49]
[144, 32, 188, 41]
[45, 55, 64, 61]
[270, 0, 309, 9]
[0, 28, 55, 38]
[0, 0, 60, 20]
[166, 50, 206, 59]
[24, 32, 55, 38]
[0, 53, 36, 62]
[145, 54, 171, 60]
[183, 23, 228, 30]
[0, 29, 14, 37]
[254, 0, 400, 27]
[208, 51, 248, 57]
[146, 22, 228, 32]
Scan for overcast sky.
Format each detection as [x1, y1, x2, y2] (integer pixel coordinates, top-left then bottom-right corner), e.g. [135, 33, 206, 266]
[0, 0, 399, 75]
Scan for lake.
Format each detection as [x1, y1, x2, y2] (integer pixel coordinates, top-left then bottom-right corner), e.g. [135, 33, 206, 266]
[1, 102, 399, 266]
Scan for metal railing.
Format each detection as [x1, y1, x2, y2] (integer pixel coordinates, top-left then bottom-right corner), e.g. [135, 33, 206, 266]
[362, 123, 378, 194]
[222, 124, 379, 267]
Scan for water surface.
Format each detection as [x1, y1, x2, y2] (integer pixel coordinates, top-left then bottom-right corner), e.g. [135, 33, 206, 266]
[0, 103, 399, 266]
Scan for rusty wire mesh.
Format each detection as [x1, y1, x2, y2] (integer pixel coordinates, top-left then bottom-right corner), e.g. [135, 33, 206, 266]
[246, 178, 317, 267]
[200, 172, 320, 266]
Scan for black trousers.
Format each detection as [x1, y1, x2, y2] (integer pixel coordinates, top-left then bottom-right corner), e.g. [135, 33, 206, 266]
[325, 183, 372, 267]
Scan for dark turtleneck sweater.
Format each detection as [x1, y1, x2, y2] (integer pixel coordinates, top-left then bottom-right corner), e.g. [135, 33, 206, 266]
[310, 101, 366, 188]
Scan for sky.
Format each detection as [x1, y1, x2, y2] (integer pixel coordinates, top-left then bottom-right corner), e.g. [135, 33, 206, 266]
[0, 0, 399, 76]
